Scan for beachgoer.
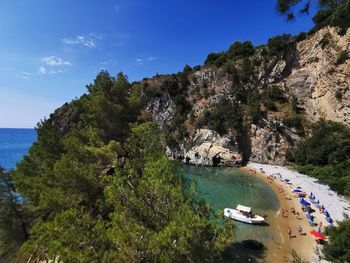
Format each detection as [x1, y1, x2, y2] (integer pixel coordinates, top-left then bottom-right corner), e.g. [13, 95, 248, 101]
[320, 221, 323, 228]
[317, 226, 322, 233]
[297, 225, 302, 235]
[288, 227, 292, 239]
[291, 207, 295, 214]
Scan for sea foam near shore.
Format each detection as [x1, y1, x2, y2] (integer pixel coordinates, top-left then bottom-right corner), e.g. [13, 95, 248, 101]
[248, 163, 350, 222]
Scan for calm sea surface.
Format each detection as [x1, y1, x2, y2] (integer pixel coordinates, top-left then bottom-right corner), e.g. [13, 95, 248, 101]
[0, 128, 36, 170]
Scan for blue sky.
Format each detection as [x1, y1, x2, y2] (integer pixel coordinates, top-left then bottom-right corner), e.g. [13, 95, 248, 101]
[0, 0, 315, 128]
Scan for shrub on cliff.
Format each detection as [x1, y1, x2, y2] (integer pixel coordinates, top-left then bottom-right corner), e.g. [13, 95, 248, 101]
[226, 41, 255, 60]
[199, 99, 243, 135]
[267, 34, 293, 55]
[335, 50, 349, 65]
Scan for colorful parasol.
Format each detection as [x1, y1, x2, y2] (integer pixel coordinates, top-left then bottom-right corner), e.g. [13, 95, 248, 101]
[310, 230, 325, 240]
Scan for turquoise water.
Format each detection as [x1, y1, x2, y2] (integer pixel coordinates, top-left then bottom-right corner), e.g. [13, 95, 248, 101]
[0, 128, 36, 170]
[183, 165, 280, 244]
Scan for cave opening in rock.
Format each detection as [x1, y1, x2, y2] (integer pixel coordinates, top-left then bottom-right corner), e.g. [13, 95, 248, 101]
[212, 155, 222, 167]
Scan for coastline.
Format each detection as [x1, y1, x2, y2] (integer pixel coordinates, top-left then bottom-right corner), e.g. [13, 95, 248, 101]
[241, 162, 350, 262]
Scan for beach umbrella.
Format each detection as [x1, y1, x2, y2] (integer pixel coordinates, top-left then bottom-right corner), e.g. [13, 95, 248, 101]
[300, 199, 311, 206]
[292, 189, 302, 193]
[310, 230, 325, 240]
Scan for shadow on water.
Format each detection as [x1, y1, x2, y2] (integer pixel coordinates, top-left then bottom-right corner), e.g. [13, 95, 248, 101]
[222, 240, 267, 263]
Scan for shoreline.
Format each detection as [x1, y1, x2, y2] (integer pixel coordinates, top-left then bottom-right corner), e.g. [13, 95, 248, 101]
[241, 162, 350, 262]
[241, 166, 313, 262]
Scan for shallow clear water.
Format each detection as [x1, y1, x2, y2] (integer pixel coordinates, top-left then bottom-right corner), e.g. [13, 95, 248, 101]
[183, 165, 280, 244]
[0, 128, 36, 170]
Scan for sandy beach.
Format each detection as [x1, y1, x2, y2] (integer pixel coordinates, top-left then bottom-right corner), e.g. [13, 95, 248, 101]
[242, 163, 350, 262]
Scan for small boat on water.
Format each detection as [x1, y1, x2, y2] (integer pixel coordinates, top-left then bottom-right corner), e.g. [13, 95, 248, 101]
[224, 205, 265, 224]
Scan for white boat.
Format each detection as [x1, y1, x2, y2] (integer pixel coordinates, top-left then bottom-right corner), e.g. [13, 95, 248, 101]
[224, 205, 265, 224]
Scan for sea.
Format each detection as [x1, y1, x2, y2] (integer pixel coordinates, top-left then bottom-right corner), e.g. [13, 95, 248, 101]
[0, 128, 36, 170]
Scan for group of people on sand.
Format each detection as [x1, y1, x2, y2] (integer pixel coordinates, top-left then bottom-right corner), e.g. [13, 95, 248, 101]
[287, 224, 305, 239]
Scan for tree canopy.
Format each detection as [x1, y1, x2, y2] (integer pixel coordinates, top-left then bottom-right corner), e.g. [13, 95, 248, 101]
[0, 71, 234, 262]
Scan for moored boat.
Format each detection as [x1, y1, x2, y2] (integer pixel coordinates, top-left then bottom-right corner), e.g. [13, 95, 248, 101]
[224, 205, 265, 224]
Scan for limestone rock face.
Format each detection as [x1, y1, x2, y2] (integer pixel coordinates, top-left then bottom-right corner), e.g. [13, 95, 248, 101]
[249, 121, 301, 165]
[183, 129, 243, 167]
[146, 94, 175, 128]
[287, 27, 350, 125]
[144, 27, 350, 167]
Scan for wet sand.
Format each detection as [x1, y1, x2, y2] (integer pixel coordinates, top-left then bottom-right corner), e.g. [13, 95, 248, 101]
[242, 166, 322, 262]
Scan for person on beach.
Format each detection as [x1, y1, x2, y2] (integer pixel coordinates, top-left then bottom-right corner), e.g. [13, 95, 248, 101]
[297, 225, 303, 235]
[288, 227, 292, 239]
[291, 207, 295, 214]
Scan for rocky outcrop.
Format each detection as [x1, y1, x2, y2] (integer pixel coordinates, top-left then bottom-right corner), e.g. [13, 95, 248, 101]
[50, 102, 78, 134]
[146, 94, 176, 128]
[182, 129, 243, 166]
[249, 120, 301, 165]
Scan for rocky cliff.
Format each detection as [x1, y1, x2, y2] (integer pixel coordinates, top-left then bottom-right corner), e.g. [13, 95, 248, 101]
[145, 27, 350, 166]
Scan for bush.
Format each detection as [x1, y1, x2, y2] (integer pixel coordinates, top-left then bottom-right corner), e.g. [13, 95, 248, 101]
[323, 219, 350, 262]
[294, 31, 307, 42]
[247, 102, 262, 124]
[283, 115, 303, 130]
[267, 34, 293, 55]
[199, 99, 243, 135]
[296, 120, 350, 165]
[204, 52, 227, 67]
[319, 32, 332, 49]
[335, 90, 343, 101]
[335, 50, 349, 65]
[226, 41, 254, 60]
[239, 58, 254, 83]
[160, 78, 181, 97]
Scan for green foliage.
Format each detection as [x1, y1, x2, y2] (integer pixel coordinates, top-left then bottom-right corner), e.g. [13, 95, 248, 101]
[6, 71, 235, 262]
[239, 58, 254, 83]
[204, 41, 255, 67]
[276, 0, 350, 32]
[267, 34, 294, 55]
[335, 50, 349, 65]
[294, 31, 307, 42]
[294, 120, 350, 196]
[247, 102, 262, 124]
[291, 96, 300, 114]
[295, 120, 350, 165]
[335, 89, 343, 101]
[199, 99, 243, 135]
[227, 41, 254, 60]
[77, 71, 137, 142]
[283, 115, 303, 130]
[205, 52, 227, 67]
[0, 168, 28, 262]
[323, 219, 350, 262]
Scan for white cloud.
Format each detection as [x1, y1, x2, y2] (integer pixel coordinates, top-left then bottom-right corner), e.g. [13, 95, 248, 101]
[147, 56, 158, 61]
[135, 56, 159, 66]
[63, 34, 102, 48]
[16, 71, 31, 80]
[135, 58, 144, 65]
[38, 66, 64, 75]
[42, 56, 71, 66]
[38, 66, 47, 75]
